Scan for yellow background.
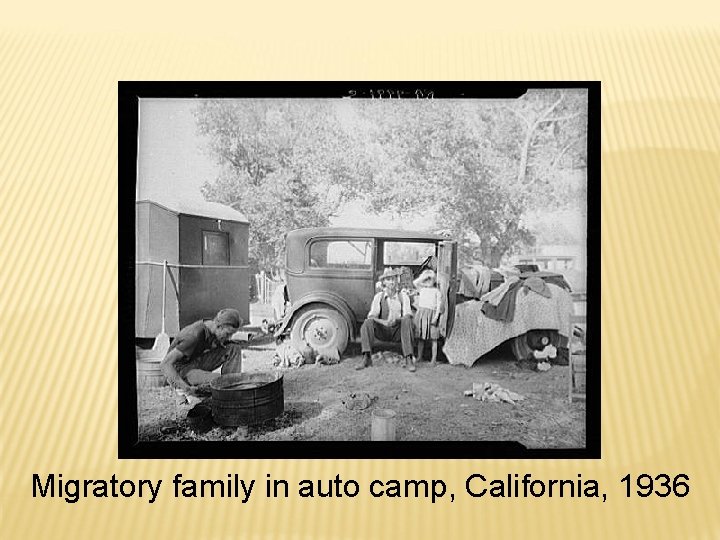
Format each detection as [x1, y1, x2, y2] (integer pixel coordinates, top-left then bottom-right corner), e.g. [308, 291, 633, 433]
[1, 2, 718, 538]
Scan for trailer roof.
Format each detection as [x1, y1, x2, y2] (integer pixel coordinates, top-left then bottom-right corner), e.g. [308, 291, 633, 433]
[137, 198, 249, 223]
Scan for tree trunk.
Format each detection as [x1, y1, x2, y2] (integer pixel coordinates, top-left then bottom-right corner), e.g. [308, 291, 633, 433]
[480, 245, 504, 269]
[517, 130, 533, 184]
[516, 91, 566, 184]
[489, 247, 503, 269]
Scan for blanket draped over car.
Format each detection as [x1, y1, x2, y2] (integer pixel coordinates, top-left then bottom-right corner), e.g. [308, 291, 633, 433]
[443, 283, 573, 367]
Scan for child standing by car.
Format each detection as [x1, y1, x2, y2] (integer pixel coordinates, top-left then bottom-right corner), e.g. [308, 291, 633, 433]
[412, 269, 444, 368]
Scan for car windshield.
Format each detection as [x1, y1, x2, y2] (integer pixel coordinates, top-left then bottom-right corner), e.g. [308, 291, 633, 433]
[383, 241, 436, 265]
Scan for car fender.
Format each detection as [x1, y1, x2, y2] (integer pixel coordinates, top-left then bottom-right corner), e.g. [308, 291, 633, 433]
[275, 292, 356, 338]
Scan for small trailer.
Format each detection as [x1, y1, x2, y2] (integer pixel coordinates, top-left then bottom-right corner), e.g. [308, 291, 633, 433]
[135, 199, 250, 343]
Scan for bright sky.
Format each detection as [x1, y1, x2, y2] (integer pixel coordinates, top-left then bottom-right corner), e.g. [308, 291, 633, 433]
[136, 99, 218, 205]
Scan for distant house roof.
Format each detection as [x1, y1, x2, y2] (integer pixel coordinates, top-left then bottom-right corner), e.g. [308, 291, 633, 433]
[137, 198, 248, 223]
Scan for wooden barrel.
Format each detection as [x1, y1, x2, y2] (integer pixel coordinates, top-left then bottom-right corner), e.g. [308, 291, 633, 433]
[211, 372, 284, 426]
[371, 408, 397, 441]
[136, 351, 167, 388]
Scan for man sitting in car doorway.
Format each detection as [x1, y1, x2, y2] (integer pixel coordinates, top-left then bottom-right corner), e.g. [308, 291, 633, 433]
[357, 268, 416, 371]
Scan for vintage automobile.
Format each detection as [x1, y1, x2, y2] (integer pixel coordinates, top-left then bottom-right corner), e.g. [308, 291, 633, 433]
[275, 227, 575, 366]
[275, 227, 458, 353]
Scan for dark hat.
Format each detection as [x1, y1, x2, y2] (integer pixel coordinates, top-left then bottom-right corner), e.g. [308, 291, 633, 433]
[379, 267, 400, 280]
[215, 308, 242, 329]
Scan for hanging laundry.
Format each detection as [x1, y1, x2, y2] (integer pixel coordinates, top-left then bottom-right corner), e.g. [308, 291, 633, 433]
[481, 278, 522, 322]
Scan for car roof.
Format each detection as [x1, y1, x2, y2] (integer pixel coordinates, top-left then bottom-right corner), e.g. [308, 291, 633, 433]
[286, 227, 447, 243]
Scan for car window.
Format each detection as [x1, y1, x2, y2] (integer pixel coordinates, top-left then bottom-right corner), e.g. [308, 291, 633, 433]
[383, 241, 436, 265]
[309, 239, 372, 269]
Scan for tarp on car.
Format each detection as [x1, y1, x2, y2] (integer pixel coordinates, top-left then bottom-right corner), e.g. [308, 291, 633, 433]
[443, 283, 573, 367]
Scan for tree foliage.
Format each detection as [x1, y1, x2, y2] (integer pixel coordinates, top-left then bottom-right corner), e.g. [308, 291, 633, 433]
[196, 100, 351, 270]
[195, 90, 587, 272]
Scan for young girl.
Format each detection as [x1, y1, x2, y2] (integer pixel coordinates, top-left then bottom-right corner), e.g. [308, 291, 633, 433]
[412, 269, 444, 368]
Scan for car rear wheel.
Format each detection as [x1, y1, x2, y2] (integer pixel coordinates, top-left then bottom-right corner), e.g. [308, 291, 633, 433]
[290, 306, 350, 354]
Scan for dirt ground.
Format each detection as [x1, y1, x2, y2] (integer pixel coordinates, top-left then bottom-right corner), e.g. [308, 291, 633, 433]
[137, 307, 585, 447]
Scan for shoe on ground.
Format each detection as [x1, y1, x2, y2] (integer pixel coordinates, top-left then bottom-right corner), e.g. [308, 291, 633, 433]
[356, 354, 372, 370]
[406, 356, 417, 372]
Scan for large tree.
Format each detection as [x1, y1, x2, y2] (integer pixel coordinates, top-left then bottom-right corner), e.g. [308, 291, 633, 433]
[498, 89, 588, 210]
[202, 168, 328, 271]
[347, 92, 587, 265]
[195, 91, 588, 272]
[195, 99, 358, 272]
[344, 99, 529, 266]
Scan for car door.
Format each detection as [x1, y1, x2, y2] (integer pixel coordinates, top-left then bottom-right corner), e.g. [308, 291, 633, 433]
[305, 237, 375, 323]
[437, 240, 458, 338]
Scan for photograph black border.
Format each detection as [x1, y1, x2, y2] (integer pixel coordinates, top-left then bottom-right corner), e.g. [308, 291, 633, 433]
[119, 81, 601, 459]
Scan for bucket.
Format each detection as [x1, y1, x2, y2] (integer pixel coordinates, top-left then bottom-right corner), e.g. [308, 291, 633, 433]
[186, 403, 214, 433]
[136, 350, 167, 388]
[371, 408, 397, 441]
[211, 372, 284, 426]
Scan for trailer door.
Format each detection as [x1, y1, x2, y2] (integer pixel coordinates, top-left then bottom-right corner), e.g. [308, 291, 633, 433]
[437, 240, 458, 338]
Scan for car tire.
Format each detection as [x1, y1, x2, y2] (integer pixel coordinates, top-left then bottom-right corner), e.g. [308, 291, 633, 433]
[290, 306, 350, 354]
[551, 347, 569, 366]
[511, 330, 561, 361]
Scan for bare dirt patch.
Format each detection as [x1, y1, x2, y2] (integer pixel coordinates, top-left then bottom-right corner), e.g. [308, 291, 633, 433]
[138, 335, 585, 447]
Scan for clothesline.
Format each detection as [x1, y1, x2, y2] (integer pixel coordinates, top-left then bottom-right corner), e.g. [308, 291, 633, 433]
[135, 261, 249, 270]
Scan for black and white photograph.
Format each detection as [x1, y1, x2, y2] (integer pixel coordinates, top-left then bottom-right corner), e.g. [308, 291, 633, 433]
[120, 82, 599, 457]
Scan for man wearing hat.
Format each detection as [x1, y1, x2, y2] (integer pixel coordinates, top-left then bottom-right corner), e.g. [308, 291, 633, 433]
[160, 308, 244, 394]
[356, 268, 415, 370]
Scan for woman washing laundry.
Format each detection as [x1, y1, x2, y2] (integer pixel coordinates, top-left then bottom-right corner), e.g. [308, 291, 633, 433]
[412, 269, 444, 368]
